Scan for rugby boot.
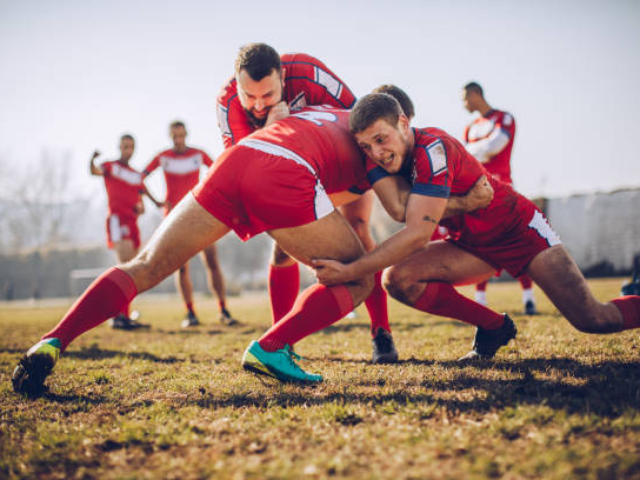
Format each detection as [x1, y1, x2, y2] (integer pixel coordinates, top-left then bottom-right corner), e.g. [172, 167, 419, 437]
[219, 307, 239, 326]
[181, 311, 200, 328]
[12, 338, 61, 395]
[242, 341, 322, 383]
[372, 327, 399, 364]
[459, 314, 517, 361]
[110, 313, 150, 330]
[524, 300, 538, 316]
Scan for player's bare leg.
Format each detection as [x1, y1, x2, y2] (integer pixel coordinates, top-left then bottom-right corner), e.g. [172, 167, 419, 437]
[110, 240, 147, 329]
[384, 241, 518, 360]
[13, 196, 231, 394]
[339, 191, 397, 363]
[526, 245, 639, 333]
[201, 244, 237, 326]
[175, 261, 198, 327]
[242, 210, 374, 383]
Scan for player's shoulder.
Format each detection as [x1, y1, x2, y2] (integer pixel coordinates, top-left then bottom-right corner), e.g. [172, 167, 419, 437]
[217, 75, 239, 106]
[490, 109, 515, 126]
[281, 52, 329, 72]
[414, 126, 452, 146]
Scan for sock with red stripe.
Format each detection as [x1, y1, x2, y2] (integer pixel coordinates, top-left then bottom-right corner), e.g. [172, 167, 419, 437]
[518, 274, 533, 290]
[42, 267, 137, 351]
[476, 281, 488, 291]
[413, 282, 504, 330]
[186, 302, 195, 316]
[218, 299, 226, 312]
[259, 284, 353, 351]
[365, 271, 390, 336]
[268, 263, 300, 325]
[611, 296, 640, 330]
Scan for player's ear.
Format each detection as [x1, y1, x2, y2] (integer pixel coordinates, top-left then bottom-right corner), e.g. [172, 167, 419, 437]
[398, 114, 410, 133]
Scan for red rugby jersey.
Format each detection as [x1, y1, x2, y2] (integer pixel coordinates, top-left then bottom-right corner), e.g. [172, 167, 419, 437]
[463, 109, 516, 183]
[143, 148, 213, 206]
[367, 127, 524, 245]
[101, 161, 144, 220]
[217, 53, 356, 149]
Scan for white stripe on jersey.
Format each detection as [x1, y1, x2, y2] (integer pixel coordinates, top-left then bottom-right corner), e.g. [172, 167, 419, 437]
[217, 104, 231, 138]
[314, 66, 342, 99]
[239, 139, 317, 176]
[160, 153, 203, 175]
[109, 215, 123, 242]
[111, 164, 142, 186]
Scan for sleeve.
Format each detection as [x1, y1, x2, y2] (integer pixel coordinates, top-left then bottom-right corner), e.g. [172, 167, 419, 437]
[465, 112, 514, 161]
[412, 140, 451, 199]
[290, 55, 356, 109]
[201, 150, 214, 167]
[142, 155, 161, 178]
[100, 162, 110, 176]
[365, 157, 391, 186]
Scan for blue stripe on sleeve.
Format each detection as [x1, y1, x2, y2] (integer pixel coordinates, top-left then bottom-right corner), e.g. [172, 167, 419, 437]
[367, 166, 390, 185]
[411, 183, 451, 198]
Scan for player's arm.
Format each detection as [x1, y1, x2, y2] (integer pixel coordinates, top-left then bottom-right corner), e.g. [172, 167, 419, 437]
[465, 124, 510, 163]
[442, 175, 493, 217]
[314, 194, 446, 285]
[89, 150, 103, 176]
[372, 175, 411, 223]
[142, 184, 164, 209]
[218, 98, 257, 148]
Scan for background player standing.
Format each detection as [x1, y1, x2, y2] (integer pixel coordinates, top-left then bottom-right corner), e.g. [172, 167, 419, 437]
[144, 121, 237, 328]
[217, 43, 397, 363]
[90, 134, 160, 329]
[462, 81, 537, 315]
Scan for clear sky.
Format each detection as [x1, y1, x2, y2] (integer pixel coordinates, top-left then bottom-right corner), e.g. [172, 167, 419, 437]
[1, 0, 639, 201]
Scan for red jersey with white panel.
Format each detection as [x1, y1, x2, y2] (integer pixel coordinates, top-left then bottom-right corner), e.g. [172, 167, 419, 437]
[243, 106, 369, 194]
[143, 148, 213, 208]
[463, 109, 515, 183]
[101, 161, 144, 220]
[217, 53, 356, 149]
[367, 127, 530, 246]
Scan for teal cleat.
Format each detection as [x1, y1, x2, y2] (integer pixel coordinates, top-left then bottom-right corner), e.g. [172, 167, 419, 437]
[12, 338, 61, 395]
[242, 341, 323, 383]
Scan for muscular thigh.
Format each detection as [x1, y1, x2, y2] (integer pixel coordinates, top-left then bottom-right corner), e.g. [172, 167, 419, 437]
[268, 210, 365, 268]
[338, 191, 375, 251]
[393, 240, 497, 286]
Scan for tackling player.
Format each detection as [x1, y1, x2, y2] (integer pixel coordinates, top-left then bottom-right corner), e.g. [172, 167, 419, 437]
[314, 93, 640, 361]
[218, 43, 396, 363]
[462, 82, 536, 315]
[144, 121, 237, 328]
[12, 105, 492, 393]
[90, 134, 161, 329]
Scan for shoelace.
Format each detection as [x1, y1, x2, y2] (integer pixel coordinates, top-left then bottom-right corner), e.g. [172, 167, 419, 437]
[283, 346, 305, 371]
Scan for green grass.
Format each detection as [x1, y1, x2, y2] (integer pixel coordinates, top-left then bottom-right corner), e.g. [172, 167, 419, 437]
[1, 279, 640, 479]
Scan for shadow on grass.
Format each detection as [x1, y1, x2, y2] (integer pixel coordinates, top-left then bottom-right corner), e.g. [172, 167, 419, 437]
[320, 321, 427, 334]
[187, 356, 640, 418]
[64, 346, 183, 364]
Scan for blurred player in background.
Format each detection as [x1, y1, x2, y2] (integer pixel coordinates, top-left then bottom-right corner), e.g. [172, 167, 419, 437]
[217, 43, 397, 363]
[463, 81, 537, 315]
[90, 134, 161, 329]
[144, 121, 237, 328]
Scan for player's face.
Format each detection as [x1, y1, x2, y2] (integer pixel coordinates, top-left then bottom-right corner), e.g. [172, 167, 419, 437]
[171, 126, 187, 150]
[355, 116, 412, 174]
[236, 68, 285, 127]
[119, 138, 135, 162]
[462, 89, 477, 113]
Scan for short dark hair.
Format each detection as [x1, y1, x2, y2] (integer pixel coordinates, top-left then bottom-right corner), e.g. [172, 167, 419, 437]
[170, 120, 186, 130]
[234, 43, 282, 81]
[349, 93, 402, 134]
[464, 81, 484, 97]
[120, 133, 135, 143]
[372, 84, 415, 119]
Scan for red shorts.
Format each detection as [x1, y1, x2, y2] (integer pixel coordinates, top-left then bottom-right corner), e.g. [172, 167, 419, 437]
[449, 209, 562, 277]
[193, 140, 334, 241]
[106, 214, 140, 249]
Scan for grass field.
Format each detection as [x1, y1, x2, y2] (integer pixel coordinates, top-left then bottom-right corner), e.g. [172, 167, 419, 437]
[1, 278, 640, 479]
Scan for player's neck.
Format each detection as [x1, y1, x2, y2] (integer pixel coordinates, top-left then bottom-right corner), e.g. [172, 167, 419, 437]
[117, 158, 130, 165]
[477, 102, 492, 116]
[173, 145, 188, 153]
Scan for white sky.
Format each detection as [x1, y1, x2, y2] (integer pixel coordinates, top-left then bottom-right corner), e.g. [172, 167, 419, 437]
[1, 0, 639, 201]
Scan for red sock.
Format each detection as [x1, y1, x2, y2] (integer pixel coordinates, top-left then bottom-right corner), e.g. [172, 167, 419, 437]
[119, 302, 130, 318]
[186, 302, 195, 315]
[268, 263, 300, 325]
[218, 299, 226, 312]
[259, 284, 353, 351]
[413, 282, 504, 329]
[365, 271, 390, 335]
[476, 281, 488, 291]
[518, 274, 533, 290]
[42, 268, 137, 351]
[611, 296, 640, 330]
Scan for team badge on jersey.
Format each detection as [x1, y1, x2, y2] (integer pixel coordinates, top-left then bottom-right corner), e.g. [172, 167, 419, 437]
[426, 141, 447, 176]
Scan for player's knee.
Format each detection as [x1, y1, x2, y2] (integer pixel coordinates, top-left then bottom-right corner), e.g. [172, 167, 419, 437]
[567, 310, 615, 334]
[271, 246, 293, 266]
[383, 266, 412, 301]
